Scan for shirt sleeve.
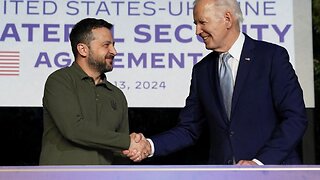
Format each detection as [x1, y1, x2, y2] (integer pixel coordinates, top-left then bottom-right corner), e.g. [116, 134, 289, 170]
[146, 138, 155, 157]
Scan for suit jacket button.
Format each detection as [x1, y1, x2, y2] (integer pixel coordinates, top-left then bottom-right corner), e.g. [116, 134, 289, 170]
[229, 131, 234, 137]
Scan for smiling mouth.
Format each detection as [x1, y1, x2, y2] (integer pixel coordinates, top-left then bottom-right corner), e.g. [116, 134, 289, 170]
[202, 37, 210, 44]
[105, 55, 114, 60]
[106, 59, 113, 64]
[202, 35, 209, 41]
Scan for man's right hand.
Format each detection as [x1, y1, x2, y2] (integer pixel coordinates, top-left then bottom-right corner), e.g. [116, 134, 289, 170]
[123, 133, 151, 162]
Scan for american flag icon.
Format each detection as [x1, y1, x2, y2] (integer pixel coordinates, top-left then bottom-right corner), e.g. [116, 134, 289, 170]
[0, 51, 20, 76]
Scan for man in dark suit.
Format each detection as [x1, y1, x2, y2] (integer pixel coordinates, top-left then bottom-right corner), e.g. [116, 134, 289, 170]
[124, 0, 308, 165]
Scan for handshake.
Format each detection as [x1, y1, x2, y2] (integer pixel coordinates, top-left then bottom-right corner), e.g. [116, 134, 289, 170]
[122, 133, 152, 162]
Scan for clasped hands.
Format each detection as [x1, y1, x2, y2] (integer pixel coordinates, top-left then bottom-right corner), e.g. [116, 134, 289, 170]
[123, 133, 151, 162]
[123, 133, 259, 165]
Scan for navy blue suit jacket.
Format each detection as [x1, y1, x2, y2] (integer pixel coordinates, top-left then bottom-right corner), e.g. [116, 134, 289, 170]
[151, 33, 308, 165]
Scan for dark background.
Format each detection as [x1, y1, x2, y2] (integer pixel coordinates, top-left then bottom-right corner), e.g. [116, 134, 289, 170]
[0, 107, 316, 166]
[0, 107, 212, 166]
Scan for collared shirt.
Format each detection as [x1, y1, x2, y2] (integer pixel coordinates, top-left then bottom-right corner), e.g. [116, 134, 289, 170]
[219, 32, 245, 82]
[40, 62, 129, 165]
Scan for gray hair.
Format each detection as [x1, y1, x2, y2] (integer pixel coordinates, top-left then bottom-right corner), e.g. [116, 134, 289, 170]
[194, 0, 243, 24]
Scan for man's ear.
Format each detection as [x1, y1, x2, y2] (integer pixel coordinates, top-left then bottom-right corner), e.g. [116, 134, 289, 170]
[224, 12, 233, 29]
[77, 43, 88, 57]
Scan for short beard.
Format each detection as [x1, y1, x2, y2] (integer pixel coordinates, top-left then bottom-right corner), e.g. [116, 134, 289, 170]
[88, 51, 112, 73]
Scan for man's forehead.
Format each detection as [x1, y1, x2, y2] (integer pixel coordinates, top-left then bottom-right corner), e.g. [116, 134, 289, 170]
[193, 1, 215, 18]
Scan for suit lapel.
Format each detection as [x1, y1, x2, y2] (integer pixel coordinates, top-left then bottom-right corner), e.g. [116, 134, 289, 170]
[207, 52, 219, 94]
[231, 34, 255, 116]
[206, 52, 230, 124]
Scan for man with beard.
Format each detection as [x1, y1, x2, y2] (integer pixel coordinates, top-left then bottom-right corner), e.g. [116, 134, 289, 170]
[39, 18, 149, 165]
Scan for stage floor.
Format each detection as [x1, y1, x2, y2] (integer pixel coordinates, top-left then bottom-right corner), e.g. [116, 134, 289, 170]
[1, 165, 320, 180]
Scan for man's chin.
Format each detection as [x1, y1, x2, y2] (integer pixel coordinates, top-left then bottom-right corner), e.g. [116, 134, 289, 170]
[204, 43, 215, 50]
[105, 66, 113, 73]
[204, 44, 212, 50]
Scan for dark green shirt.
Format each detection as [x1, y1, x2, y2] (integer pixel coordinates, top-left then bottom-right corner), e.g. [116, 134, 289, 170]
[39, 62, 130, 165]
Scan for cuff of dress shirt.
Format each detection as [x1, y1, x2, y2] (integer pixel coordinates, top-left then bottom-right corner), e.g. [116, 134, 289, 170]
[146, 138, 155, 157]
[252, 158, 264, 165]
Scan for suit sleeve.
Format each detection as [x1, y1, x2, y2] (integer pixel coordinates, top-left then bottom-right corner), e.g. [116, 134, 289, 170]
[255, 46, 308, 164]
[151, 67, 206, 156]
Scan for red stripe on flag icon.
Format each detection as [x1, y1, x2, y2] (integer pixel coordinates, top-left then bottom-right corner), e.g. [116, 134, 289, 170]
[0, 51, 20, 76]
